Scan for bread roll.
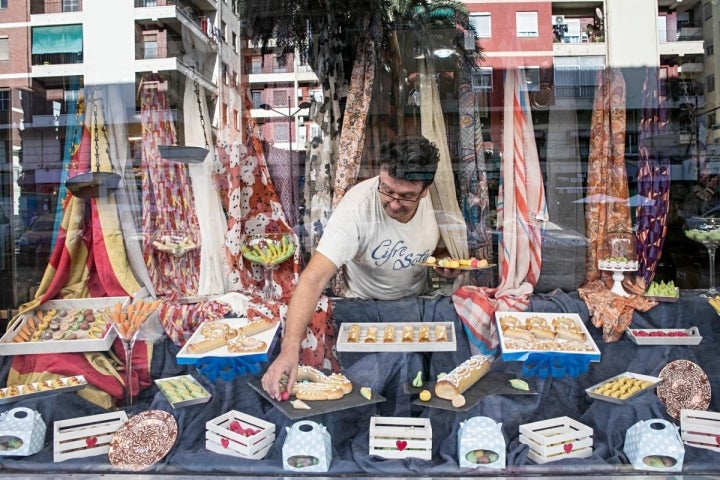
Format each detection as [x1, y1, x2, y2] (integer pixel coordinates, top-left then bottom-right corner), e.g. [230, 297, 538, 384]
[434, 354, 491, 400]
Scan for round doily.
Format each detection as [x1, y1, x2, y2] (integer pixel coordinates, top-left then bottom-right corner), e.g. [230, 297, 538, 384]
[657, 360, 711, 420]
[108, 410, 177, 471]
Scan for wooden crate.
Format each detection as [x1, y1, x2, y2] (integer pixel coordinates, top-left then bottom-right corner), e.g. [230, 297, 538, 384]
[53, 411, 128, 462]
[681, 409, 720, 452]
[519, 416, 593, 464]
[206, 410, 275, 459]
[369, 416, 432, 460]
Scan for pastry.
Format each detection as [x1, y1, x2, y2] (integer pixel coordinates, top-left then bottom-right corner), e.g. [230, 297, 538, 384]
[556, 327, 586, 342]
[502, 327, 534, 342]
[434, 354, 491, 400]
[530, 327, 557, 340]
[295, 365, 353, 394]
[186, 336, 228, 354]
[435, 324, 448, 342]
[292, 383, 346, 401]
[238, 317, 277, 337]
[364, 326, 378, 343]
[200, 321, 236, 340]
[498, 315, 521, 330]
[227, 335, 267, 353]
[383, 325, 396, 342]
[347, 324, 361, 342]
[418, 325, 431, 342]
[401, 324, 414, 342]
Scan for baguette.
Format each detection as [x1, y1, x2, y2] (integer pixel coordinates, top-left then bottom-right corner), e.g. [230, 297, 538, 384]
[238, 317, 277, 337]
[434, 354, 491, 400]
[186, 336, 228, 354]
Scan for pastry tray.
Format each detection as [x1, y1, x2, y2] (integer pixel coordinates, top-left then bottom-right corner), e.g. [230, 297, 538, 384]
[0, 297, 127, 355]
[418, 261, 496, 271]
[409, 371, 537, 412]
[336, 321, 456, 352]
[495, 312, 601, 362]
[248, 378, 385, 420]
[155, 374, 212, 408]
[585, 372, 662, 405]
[0, 375, 87, 405]
[176, 317, 280, 365]
[626, 326, 702, 345]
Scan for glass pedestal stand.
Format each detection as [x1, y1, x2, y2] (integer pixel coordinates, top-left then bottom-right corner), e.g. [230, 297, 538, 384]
[112, 322, 144, 408]
[684, 217, 720, 298]
[262, 263, 278, 303]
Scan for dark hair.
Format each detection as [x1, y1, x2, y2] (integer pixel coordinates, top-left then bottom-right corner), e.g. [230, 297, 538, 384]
[378, 135, 440, 188]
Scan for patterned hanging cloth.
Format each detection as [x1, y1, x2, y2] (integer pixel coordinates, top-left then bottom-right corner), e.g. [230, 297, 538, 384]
[139, 76, 230, 345]
[10, 87, 152, 409]
[457, 72, 493, 265]
[578, 68, 656, 342]
[453, 69, 548, 353]
[635, 68, 671, 287]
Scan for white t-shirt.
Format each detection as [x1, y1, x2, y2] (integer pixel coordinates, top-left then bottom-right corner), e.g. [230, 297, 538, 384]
[316, 176, 440, 300]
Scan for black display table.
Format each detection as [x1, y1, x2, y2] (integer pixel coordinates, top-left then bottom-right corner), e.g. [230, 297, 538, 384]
[0, 289, 719, 477]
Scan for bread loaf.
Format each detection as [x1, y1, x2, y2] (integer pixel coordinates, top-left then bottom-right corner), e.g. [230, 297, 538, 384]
[434, 354, 491, 400]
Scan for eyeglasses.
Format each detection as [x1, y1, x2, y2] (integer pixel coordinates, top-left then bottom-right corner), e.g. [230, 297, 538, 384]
[377, 185, 424, 205]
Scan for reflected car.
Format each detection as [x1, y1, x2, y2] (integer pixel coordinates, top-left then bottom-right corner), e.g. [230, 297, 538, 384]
[15, 214, 56, 264]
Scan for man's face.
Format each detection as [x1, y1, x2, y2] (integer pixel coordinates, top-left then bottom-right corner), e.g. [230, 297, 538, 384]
[377, 171, 429, 223]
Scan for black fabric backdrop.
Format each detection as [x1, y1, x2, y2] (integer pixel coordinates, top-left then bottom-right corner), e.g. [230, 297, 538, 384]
[1, 290, 719, 476]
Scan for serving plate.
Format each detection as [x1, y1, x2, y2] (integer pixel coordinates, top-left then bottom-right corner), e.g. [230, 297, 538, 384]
[108, 410, 177, 471]
[626, 327, 702, 345]
[657, 360, 711, 420]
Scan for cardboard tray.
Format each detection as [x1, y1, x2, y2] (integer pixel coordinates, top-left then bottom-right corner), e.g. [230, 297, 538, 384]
[626, 326, 702, 345]
[0, 375, 87, 405]
[495, 312, 601, 362]
[155, 374, 212, 408]
[176, 317, 280, 365]
[0, 297, 128, 356]
[336, 321, 456, 352]
[585, 372, 662, 404]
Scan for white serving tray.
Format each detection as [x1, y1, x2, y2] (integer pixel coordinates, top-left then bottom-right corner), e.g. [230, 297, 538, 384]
[0, 375, 87, 406]
[495, 312, 601, 362]
[585, 372, 662, 405]
[176, 317, 280, 365]
[336, 322, 456, 352]
[626, 327, 702, 345]
[0, 297, 128, 356]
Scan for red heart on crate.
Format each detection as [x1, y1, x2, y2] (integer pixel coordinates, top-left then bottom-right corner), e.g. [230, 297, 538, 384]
[563, 443, 573, 453]
[85, 437, 97, 448]
[221, 438, 229, 448]
[716, 436, 720, 445]
[396, 440, 407, 451]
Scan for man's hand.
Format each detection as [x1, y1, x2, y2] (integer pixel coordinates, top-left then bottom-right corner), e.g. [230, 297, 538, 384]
[261, 350, 299, 401]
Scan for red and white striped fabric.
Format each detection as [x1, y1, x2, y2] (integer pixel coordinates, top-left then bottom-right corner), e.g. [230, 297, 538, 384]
[453, 69, 547, 352]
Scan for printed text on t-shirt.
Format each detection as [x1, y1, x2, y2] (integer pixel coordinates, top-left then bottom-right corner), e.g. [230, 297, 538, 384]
[371, 240, 432, 270]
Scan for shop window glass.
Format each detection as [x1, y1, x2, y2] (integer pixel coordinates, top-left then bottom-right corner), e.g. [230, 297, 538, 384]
[470, 13, 491, 38]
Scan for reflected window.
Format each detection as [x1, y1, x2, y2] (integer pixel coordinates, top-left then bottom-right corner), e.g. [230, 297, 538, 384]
[0, 37, 7, 61]
[554, 56, 605, 97]
[470, 13, 491, 38]
[63, 0, 79, 12]
[472, 67, 492, 91]
[31, 24, 83, 65]
[516, 12, 538, 37]
[0, 1, 6, 9]
[143, 33, 158, 59]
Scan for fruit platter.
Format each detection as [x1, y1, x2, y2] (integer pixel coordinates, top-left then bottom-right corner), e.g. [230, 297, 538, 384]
[626, 326, 702, 345]
[644, 280, 679, 302]
[419, 256, 495, 270]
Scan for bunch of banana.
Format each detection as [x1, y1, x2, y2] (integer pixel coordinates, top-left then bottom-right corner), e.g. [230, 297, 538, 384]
[708, 295, 720, 314]
[242, 234, 295, 266]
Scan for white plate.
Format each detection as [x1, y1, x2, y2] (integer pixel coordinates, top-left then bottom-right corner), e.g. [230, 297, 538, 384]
[336, 322, 456, 352]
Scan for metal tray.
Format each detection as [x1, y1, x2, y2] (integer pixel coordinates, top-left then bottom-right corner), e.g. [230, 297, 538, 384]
[626, 326, 702, 345]
[585, 372, 662, 404]
[644, 287, 680, 303]
[155, 374, 212, 408]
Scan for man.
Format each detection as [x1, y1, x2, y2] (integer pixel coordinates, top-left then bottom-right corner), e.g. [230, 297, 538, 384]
[262, 134, 459, 400]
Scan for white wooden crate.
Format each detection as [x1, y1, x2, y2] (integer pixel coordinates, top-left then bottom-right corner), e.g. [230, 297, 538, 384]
[369, 416, 432, 460]
[681, 409, 720, 452]
[53, 411, 128, 462]
[206, 410, 275, 459]
[519, 416, 593, 464]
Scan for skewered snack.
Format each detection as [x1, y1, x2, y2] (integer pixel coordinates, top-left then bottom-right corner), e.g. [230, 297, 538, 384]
[435, 324, 448, 342]
[401, 324, 414, 342]
[364, 326, 378, 343]
[418, 325, 431, 342]
[383, 325, 396, 343]
[347, 324, 361, 342]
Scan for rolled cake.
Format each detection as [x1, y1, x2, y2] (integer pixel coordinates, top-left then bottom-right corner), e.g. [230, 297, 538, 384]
[434, 354, 491, 400]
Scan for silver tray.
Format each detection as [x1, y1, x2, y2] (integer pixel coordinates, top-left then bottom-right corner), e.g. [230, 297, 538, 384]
[0, 375, 87, 405]
[155, 374, 212, 408]
[586, 372, 662, 404]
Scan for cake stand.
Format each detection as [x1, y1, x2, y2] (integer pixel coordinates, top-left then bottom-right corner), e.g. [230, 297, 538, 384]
[598, 260, 639, 297]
